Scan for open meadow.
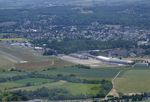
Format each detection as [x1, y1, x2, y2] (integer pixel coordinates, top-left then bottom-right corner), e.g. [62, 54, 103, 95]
[12, 81, 100, 96]
[0, 55, 14, 69]
[115, 68, 150, 94]
[39, 67, 123, 80]
[0, 43, 74, 71]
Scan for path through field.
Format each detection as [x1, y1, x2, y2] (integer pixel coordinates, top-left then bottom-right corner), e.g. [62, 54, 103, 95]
[105, 71, 122, 98]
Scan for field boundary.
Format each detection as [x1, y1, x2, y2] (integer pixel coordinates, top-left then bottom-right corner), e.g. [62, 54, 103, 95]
[105, 70, 123, 98]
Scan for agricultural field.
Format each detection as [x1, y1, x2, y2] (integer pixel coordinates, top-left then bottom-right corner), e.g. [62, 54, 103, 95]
[14, 78, 54, 85]
[0, 78, 54, 91]
[115, 68, 150, 94]
[0, 66, 119, 98]
[12, 81, 100, 96]
[0, 71, 25, 78]
[39, 67, 123, 80]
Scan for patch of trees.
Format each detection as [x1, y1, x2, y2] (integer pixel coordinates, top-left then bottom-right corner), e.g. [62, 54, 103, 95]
[10, 87, 93, 101]
[0, 91, 27, 101]
[74, 64, 91, 69]
[0, 74, 29, 83]
[0, 79, 112, 101]
[36, 39, 135, 54]
[104, 93, 150, 102]
[43, 49, 57, 56]
[97, 80, 113, 98]
[1, 90, 150, 101]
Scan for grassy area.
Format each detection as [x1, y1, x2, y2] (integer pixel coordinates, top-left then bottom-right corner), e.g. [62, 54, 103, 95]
[0, 55, 14, 69]
[13, 81, 100, 96]
[0, 78, 54, 91]
[0, 44, 73, 71]
[115, 68, 150, 93]
[0, 66, 116, 97]
[0, 82, 23, 90]
[15, 78, 54, 85]
[0, 38, 27, 41]
[0, 44, 46, 62]
[15, 57, 74, 71]
[40, 67, 122, 80]
[0, 71, 25, 78]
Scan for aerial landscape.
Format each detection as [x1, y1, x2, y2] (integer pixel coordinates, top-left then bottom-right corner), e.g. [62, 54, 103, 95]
[0, 0, 150, 102]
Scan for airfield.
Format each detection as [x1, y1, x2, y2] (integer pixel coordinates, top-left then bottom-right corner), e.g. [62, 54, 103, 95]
[0, 41, 150, 98]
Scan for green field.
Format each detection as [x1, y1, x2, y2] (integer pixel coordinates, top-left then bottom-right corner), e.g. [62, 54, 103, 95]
[0, 71, 25, 78]
[15, 78, 54, 85]
[0, 66, 117, 97]
[0, 82, 23, 90]
[13, 81, 100, 96]
[115, 68, 150, 93]
[0, 38, 27, 41]
[0, 78, 54, 90]
[40, 67, 122, 80]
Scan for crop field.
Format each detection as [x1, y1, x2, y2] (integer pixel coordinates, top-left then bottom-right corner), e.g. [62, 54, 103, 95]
[0, 66, 119, 97]
[12, 81, 100, 96]
[0, 71, 25, 78]
[0, 78, 54, 91]
[115, 68, 150, 94]
[40, 67, 123, 80]
[0, 82, 23, 90]
[14, 78, 54, 85]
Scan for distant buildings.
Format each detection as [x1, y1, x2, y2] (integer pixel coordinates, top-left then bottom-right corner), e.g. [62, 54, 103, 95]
[133, 63, 149, 67]
[96, 56, 134, 65]
[69, 53, 88, 59]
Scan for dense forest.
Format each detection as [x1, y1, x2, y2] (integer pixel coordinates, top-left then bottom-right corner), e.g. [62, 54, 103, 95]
[0, 5, 150, 27]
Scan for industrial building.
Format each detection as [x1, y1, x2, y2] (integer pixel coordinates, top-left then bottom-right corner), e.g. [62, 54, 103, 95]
[69, 53, 88, 59]
[96, 56, 134, 65]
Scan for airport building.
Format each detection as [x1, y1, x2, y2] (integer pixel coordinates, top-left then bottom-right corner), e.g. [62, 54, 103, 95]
[96, 56, 134, 65]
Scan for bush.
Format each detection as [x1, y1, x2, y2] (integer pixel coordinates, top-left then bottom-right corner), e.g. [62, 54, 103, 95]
[75, 64, 91, 69]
